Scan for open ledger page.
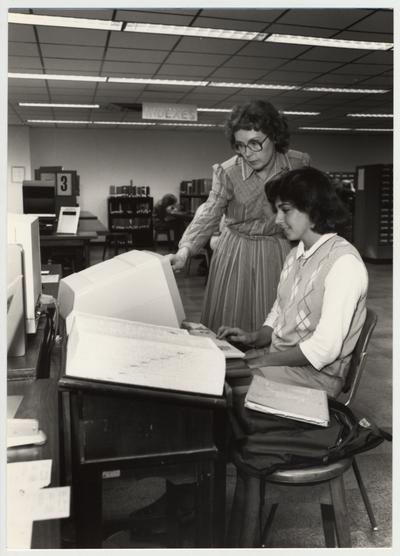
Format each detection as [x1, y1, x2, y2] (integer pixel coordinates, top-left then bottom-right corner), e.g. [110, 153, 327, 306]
[66, 312, 225, 396]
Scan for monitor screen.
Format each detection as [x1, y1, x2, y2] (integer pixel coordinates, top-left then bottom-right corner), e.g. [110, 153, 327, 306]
[58, 250, 186, 331]
[23, 181, 56, 216]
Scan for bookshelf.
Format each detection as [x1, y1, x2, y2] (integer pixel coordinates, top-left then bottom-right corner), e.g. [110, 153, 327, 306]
[107, 195, 153, 248]
[353, 164, 393, 261]
[327, 171, 356, 243]
[179, 178, 212, 215]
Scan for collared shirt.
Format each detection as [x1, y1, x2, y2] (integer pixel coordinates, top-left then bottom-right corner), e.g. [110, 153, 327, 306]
[264, 233, 369, 370]
[179, 149, 310, 254]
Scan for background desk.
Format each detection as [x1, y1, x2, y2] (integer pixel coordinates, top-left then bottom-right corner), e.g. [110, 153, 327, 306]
[58, 373, 228, 548]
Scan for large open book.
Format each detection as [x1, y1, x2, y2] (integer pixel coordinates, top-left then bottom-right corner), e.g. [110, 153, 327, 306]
[65, 312, 225, 396]
[244, 375, 330, 427]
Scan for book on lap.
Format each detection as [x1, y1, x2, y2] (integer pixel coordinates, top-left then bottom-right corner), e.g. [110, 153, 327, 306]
[244, 374, 330, 427]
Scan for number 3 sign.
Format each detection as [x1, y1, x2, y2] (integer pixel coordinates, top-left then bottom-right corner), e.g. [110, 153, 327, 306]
[56, 172, 73, 196]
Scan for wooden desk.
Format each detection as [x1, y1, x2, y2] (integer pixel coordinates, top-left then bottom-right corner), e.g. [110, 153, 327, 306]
[7, 334, 64, 548]
[40, 231, 97, 270]
[58, 372, 228, 548]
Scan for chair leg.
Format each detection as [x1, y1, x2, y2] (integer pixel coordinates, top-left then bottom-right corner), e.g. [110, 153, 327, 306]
[227, 469, 245, 547]
[260, 502, 279, 547]
[320, 503, 336, 547]
[102, 239, 108, 261]
[239, 474, 261, 548]
[352, 457, 378, 530]
[329, 475, 352, 547]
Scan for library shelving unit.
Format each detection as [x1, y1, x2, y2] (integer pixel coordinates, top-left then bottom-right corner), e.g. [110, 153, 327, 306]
[327, 170, 356, 243]
[353, 164, 393, 261]
[107, 195, 154, 248]
[179, 178, 212, 215]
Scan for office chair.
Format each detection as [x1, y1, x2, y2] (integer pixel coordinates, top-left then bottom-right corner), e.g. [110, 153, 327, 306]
[227, 308, 378, 548]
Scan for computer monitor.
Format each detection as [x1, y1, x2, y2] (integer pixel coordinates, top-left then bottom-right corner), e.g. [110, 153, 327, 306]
[22, 180, 56, 217]
[58, 250, 186, 330]
[7, 214, 42, 334]
[7, 244, 26, 356]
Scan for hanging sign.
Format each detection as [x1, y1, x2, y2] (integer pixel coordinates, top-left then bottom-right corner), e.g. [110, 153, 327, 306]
[142, 102, 197, 121]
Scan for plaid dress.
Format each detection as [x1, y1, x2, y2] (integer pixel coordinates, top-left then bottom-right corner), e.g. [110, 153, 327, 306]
[178, 150, 310, 332]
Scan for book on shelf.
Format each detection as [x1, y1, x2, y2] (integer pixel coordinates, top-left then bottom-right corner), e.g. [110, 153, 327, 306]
[182, 321, 245, 359]
[66, 312, 226, 396]
[244, 374, 330, 427]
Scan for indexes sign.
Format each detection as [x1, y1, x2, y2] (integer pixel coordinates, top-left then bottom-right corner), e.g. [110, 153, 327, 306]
[142, 102, 197, 121]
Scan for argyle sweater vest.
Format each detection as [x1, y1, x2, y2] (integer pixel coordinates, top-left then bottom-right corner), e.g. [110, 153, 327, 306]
[270, 236, 367, 380]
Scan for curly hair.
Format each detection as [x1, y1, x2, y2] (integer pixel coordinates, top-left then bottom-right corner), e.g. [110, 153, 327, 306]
[225, 99, 290, 153]
[266, 167, 350, 234]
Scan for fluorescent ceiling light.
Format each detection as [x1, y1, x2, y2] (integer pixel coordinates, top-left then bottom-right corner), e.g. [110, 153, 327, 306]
[265, 33, 392, 51]
[158, 122, 220, 127]
[303, 86, 388, 94]
[347, 113, 393, 118]
[19, 102, 100, 108]
[108, 77, 209, 87]
[354, 128, 393, 132]
[94, 121, 157, 125]
[299, 126, 351, 131]
[124, 22, 265, 41]
[198, 108, 232, 113]
[9, 72, 106, 82]
[8, 13, 122, 31]
[27, 119, 91, 124]
[209, 82, 299, 90]
[282, 111, 320, 116]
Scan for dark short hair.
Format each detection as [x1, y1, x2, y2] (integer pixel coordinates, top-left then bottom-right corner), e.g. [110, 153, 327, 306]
[161, 193, 177, 207]
[266, 167, 350, 234]
[225, 99, 290, 153]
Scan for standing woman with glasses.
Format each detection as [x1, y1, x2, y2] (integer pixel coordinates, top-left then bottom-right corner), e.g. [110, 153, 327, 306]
[169, 99, 310, 333]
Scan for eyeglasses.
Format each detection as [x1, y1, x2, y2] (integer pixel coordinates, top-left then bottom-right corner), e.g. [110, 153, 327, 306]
[234, 135, 269, 154]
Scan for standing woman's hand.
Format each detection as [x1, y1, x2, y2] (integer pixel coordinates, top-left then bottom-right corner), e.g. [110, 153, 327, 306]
[168, 247, 189, 272]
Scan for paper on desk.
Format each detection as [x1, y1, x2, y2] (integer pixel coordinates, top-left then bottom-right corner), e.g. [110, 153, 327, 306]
[7, 517, 33, 549]
[66, 312, 225, 396]
[8, 486, 71, 522]
[41, 274, 59, 283]
[7, 395, 23, 418]
[7, 460, 52, 490]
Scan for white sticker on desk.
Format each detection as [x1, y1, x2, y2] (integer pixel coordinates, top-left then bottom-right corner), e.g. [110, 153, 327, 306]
[9, 486, 71, 521]
[7, 460, 52, 490]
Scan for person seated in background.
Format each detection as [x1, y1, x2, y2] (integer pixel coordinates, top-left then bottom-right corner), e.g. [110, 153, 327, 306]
[154, 193, 185, 248]
[217, 167, 368, 399]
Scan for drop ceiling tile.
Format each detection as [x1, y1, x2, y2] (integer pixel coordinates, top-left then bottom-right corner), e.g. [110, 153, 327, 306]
[223, 56, 285, 70]
[8, 23, 37, 42]
[43, 59, 103, 72]
[8, 56, 43, 70]
[298, 47, 365, 63]
[96, 82, 146, 92]
[102, 60, 160, 74]
[347, 10, 393, 33]
[239, 42, 311, 58]
[333, 63, 389, 76]
[360, 76, 393, 88]
[105, 48, 168, 63]
[308, 73, 370, 86]
[47, 81, 98, 91]
[166, 51, 230, 66]
[41, 44, 106, 60]
[116, 9, 194, 25]
[335, 30, 393, 42]
[208, 67, 269, 80]
[354, 50, 393, 65]
[276, 8, 372, 29]
[8, 81, 48, 91]
[259, 70, 321, 84]
[108, 32, 178, 50]
[174, 36, 244, 54]
[281, 59, 344, 73]
[155, 64, 214, 78]
[198, 9, 285, 22]
[8, 42, 40, 57]
[37, 26, 108, 46]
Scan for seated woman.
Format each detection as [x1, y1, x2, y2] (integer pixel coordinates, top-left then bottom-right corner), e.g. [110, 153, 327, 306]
[217, 167, 368, 398]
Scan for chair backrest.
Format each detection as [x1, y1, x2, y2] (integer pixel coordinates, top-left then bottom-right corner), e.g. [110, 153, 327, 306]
[341, 308, 378, 405]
